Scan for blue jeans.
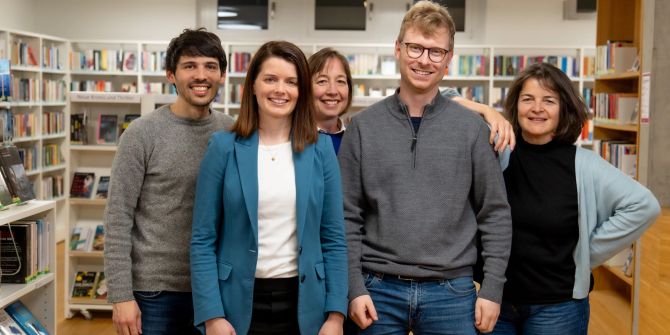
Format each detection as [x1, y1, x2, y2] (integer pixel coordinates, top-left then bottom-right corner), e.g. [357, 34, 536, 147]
[350, 272, 477, 335]
[491, 298, 590, 335]
[133, 291, 200, 335]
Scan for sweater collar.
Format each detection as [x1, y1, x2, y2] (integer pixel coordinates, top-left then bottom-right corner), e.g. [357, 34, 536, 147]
[388, 88, 448, 121]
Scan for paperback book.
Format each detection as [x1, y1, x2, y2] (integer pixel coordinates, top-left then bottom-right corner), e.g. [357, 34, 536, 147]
[69, 172, 95, 198]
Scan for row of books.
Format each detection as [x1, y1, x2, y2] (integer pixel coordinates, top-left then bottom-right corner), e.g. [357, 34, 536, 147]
[452, 86, 485, 104]
[595, 42, 637, 75]
[0, 218, 52, 284]
[70, 224, 104, 252]
[42, 143, 64, 167]
[0, 76, 67, 103]
[9, 112, 36, 138]
[42, 45, 63, 70]
[71, 113, 140, 145]
[0, 300, 50, 335]
[448, 55, 488, 77]
[141, 51, 167, 72]
[70, 80, 138, 93]
[70, 49, 137, 72]
[70, 172, 109, 199]
[592, 140, 637, 178]
[17, 146, 37, 172]
[9, 78, 39, 102]
[43, 111, 65, 135]
[493, 55, 581, 77]
[71, 271, 107, 304]
[10, 39, 39, 67]
[595, 93, 638, 125]
[229, 51, 253, 73]
[41, 175, 64, 200]
[143, 82, 176, 95]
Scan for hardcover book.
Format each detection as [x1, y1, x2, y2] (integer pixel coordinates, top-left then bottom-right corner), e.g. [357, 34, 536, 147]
[91, 225, 104, 251]
[4, 300, 49, 335]
[0, 223, 33, 283]
[69, 172, 95, 198]
[0, 145, 35, 202]
[95, 176, 109, 199]
[96, 114, 118, 145]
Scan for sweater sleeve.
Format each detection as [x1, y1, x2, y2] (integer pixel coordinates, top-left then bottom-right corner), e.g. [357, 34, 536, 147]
[338, 119, 369, 301]
[585, 151, 661, 267]
[104, 123, 148, 303]
[470, 122, 513, 304]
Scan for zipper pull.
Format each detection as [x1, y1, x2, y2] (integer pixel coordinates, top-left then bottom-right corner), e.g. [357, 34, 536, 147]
[411, 136, 417, 152]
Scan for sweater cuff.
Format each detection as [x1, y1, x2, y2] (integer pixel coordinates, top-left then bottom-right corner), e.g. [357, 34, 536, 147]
[478, 277, 505, 304]
[348, 276, 369, 301]
[107, 290, 135, 304]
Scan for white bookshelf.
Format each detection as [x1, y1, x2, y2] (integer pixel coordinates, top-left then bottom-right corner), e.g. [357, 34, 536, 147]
[0, 200, 57, 334]
[1, 28, 69, 245]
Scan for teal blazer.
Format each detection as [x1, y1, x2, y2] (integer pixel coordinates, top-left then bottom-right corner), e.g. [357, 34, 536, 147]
[190, 130, 348, 334]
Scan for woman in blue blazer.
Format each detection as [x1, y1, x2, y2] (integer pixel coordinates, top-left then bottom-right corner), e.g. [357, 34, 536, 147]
[191, 41, 348, 335]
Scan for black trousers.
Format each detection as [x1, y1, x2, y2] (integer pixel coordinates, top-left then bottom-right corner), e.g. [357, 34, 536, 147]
[249, 277, 300, 335]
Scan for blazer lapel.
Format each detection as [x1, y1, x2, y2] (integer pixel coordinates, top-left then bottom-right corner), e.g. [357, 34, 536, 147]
[293, 142, 314, 245]
[234, 131, 259, 246]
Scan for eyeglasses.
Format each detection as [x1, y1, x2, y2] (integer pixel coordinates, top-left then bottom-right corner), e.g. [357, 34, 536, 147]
[402, 42, 450, 63]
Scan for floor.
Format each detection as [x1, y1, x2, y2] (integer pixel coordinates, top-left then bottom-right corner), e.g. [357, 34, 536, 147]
[57, 241, 116, 335]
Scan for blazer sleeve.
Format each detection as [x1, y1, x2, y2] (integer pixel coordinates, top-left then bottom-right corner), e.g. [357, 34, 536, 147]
[318, 135, 349, 316]
[191, 132, 229, 327]
[584, 150, 661, 267]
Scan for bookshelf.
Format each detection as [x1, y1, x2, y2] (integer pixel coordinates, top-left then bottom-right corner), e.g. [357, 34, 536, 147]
[589, 0, 644, 334]
[0, 200, 57, 334]
[0, 28, 69, 247]
[64, 91, 146, 317]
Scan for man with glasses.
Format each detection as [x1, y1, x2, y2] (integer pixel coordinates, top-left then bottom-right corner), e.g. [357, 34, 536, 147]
[339, 1, 512, 334]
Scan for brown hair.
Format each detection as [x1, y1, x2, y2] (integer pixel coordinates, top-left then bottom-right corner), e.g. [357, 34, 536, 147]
[231, 41, 317, 152]
[398, 1, 456, 51]
[165, 28, 226, 75]
[505, 62, 589, 144]
[308, 48, 353, 115]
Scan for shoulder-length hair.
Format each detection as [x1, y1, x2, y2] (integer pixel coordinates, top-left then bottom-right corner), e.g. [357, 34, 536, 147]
[505, 62, 589, 144]
[308, 48, 353, 115]
[231, 41, 317, 152]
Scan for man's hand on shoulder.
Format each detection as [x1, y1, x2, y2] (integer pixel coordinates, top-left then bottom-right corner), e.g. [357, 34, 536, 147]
[112, 300, 142, 335]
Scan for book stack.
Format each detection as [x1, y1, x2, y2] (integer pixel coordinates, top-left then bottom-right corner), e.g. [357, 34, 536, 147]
[0, 219, 52, 284]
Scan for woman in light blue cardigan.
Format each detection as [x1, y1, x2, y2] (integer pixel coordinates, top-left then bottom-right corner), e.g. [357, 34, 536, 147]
[493, 63, 660, 335]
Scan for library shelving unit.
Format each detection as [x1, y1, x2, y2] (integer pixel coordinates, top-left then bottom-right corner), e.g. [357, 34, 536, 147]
[64, 91, 143, 318]
[589, 0, 645, 334]
[0, 200, 57, 334]
[0, 28, 69, 242]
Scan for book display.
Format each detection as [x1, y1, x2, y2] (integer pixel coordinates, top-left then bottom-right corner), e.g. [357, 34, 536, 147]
[0, 201, 56, 334]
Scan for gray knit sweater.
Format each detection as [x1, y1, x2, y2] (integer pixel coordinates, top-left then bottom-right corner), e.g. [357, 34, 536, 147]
[104, 105, 234, 303]
[339, 92, 512, 303]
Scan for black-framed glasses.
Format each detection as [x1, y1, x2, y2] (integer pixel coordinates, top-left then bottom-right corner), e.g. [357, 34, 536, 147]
[402, 42, 450, 63]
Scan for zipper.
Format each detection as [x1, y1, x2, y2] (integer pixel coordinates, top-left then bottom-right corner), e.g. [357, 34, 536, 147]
[401, 104, 421, 169]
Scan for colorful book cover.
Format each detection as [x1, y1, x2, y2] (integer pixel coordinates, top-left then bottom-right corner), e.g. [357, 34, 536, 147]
[0, 145, 35, 202]
[0, 308, 28, 335]
[93, 272, 108, 301]
[4, 300, 48, 335]
[96, 114, 118, 144]
[0, 223, 32, 283]
[0, 59, 10, 102]
[92, 225, 104, 251]
[69, 172, 95, 198]
[94, 176, 109, 199]
[71, 271, 98, 301]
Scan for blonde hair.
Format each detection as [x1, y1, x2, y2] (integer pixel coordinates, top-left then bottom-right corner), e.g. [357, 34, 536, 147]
[398, 1, 456, 51]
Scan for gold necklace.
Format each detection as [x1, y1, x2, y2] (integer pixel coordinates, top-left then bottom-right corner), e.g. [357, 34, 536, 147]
[259, 139, 278, 161]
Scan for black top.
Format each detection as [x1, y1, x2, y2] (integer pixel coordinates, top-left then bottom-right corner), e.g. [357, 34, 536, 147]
[503, 136, 579, 304]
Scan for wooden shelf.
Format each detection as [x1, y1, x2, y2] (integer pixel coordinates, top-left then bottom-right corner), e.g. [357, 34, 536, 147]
[602, 264, 634, 286]
[593, 122, 638, 132]
[596, 71, 640, 80]
[589, 289, 632, 335]
[0, 273, 55, 308]
[69, 198, 108, 206]
[70, 145, 118, 152]
[69, 250, 104, 258]
[67, 301, 112, 308]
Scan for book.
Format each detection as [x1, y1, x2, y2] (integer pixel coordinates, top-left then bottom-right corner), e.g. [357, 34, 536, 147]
[91, 225, 104, 251]
[0, 223, 33, 283]
[96, 114, 118, 144]
[68, 226, 92, 251]
[119, 114, 140, 136]
[71, 271, 98, 302]
[93, 272, 108, 302]
[0, 168, 14, 206]
[0, 309, 28, 335]
[95, 176, 109, 199]
[0, 146, 35, 203]
[70, 114, 87, 144]
[4, 300, 48, 335]
[0, 59, 10, 102]
[69, 172, 95, 198]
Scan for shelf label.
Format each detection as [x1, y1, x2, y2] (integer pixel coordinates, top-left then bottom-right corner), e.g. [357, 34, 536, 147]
[70, 92, 141, 103]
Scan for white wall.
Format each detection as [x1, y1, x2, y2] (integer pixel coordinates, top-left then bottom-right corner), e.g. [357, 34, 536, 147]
[33, 0, 196, 41]
[0, 0, 37, 32]
[19, 0, 594, 47]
